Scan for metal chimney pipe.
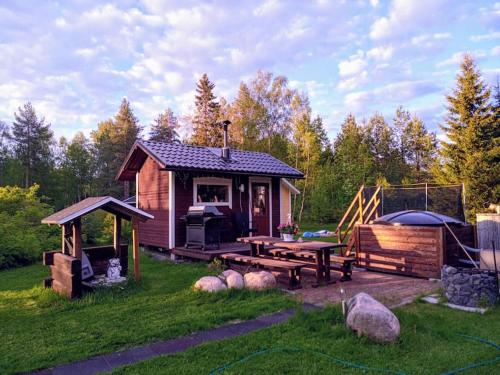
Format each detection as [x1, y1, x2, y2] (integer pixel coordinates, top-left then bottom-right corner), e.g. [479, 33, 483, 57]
[221, 120, 231, 160]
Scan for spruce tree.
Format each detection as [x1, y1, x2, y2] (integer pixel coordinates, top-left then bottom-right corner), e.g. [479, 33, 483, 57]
[92, 98, 142, 198]
[11, 102, 54, 188]
[191, 74, 221, 146]
[438, 54, 497, 217]
[149, 108, 179, 142]
[363, 113, 401, 183]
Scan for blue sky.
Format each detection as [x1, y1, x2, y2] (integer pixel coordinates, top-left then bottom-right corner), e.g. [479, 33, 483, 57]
[0, 0, 499, 141]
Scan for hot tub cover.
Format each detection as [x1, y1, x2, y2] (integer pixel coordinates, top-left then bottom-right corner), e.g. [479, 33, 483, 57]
[373, 210, 465, 226]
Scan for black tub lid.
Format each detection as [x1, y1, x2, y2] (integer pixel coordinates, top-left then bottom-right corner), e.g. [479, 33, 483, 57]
[372, 210, 465, 226]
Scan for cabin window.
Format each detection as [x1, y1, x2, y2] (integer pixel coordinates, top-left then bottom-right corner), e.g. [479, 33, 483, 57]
[193, 177, 232, 207]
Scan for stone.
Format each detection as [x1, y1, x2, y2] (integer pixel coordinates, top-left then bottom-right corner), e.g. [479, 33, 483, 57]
[244, 271, 276, 290]
[441, 265, 499, 307]
[194, 276, 227, 293]
[346, 292, 400, 344]
[220, 270, 244, 289]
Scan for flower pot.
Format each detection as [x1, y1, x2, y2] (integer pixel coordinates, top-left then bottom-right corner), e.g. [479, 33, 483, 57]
[282, 233, 294, 242]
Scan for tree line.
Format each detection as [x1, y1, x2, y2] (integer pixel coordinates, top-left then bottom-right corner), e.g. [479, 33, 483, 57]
[0, 54, 498, 222]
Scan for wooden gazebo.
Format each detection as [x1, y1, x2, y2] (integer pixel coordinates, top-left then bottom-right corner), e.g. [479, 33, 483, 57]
[41, 196, 153, 298]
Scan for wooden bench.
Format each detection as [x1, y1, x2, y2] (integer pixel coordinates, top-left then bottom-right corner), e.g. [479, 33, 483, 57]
[269, 249, 356, 281]
[219, 253, 305, 289]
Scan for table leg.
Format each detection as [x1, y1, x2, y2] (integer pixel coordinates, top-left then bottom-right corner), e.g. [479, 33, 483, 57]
[257, 244, 265, 256]
[314, 251, 324, 287]
[323, 249, 335, 284]
[250, 243, 257, 257]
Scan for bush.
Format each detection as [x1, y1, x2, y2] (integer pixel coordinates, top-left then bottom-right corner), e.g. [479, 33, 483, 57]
[0, 185, 59, 269]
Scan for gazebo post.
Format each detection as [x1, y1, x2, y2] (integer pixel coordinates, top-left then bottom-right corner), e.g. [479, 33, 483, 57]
[61, 223, 71, 254]
[113, 215, 122, 258]
[132, 216, 140, 281]
[72, 218, 82, 260]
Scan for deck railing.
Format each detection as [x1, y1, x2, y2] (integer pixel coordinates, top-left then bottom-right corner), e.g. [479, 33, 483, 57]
[334, 185, 382, 255]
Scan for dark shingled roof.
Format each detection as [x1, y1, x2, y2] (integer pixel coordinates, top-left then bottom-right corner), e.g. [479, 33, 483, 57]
[117, 140, 304, 180]
[41, 196, 153, 225]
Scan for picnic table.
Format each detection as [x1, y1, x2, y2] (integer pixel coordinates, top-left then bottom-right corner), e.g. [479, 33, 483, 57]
[237, 236, 347, 286]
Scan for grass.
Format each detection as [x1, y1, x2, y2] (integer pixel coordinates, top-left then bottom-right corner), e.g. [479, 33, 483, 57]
[112, 302, 500, 375]
[296, 221, 340, 243]
[0, 250, 294, 374]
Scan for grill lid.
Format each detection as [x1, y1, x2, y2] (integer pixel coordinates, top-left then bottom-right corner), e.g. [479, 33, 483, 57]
[373, 210, 465, 226]
[186, 205, 223, 217]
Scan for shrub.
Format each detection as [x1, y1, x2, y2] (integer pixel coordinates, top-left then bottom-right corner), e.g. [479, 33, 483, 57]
[0, 185, 59, 269]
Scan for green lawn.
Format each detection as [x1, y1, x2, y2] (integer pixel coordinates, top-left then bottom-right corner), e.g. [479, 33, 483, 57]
[296, 221, 340, 243]
[112, 302, 500, 375]
[0, 251, 294, 374]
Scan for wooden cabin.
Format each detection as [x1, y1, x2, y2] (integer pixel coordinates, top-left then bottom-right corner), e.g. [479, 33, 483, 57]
[117, 129, 302, 258]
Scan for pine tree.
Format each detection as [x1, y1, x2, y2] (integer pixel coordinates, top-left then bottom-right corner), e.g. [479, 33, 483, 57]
[11, 102, 54, 188]
[363, 113, 401, 183]
[404, 115, 437, 182]
[149, 108, 179, 143]
[330, 114, 375, 219]
[191, 74, 221, 146]
[227, 82, 266, 150]
[92, 98, 142, 198]
[0, 121, 10, 186]
[393, 107, 437, 182]
[437, 54, 496, 217]
[61, 132, 96, 203]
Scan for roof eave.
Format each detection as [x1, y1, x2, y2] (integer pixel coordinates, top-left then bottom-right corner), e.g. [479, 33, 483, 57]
[116, 140, 167, 181]
[159, 166, 304, 179]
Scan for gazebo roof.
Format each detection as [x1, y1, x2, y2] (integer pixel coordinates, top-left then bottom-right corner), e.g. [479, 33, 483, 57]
[41, 196, 154, 225]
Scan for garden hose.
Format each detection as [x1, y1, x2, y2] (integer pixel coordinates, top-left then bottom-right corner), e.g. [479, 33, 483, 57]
[208, 334, 500, 374]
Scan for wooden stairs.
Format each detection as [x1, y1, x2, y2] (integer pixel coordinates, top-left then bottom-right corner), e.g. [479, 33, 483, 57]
[334, 185, 382, 256]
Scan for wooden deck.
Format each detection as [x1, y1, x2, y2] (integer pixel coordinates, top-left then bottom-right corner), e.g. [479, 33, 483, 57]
[171, 242, 250, 261]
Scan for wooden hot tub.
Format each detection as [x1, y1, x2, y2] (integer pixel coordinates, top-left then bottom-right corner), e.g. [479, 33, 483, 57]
[354, 211, 476, 278]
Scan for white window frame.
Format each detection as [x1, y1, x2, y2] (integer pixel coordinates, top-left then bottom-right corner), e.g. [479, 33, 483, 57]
[193, 177, 232, 208]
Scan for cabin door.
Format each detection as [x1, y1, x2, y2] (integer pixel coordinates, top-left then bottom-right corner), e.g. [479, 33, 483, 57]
[251, 182, 270, 236]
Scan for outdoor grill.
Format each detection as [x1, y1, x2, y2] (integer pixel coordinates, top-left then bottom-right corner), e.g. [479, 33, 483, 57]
[182, 206, 225, 250]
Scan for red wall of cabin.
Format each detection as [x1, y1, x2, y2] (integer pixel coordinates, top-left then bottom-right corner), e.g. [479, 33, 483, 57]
[137, 156, 169, 248]
[135, 157, 282, 248]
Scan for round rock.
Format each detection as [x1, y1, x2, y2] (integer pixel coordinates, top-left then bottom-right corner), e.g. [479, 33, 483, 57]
[244, 271, 276, 290]
[194, 276, 227, 293]
[346, 292, 400, 344]
[220, 270, 244, 289]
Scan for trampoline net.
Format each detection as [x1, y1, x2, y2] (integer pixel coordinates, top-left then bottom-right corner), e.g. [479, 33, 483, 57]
[363, 184, 465, 222]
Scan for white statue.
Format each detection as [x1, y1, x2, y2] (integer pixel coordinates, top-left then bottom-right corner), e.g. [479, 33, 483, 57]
[107, 258, 122, 280]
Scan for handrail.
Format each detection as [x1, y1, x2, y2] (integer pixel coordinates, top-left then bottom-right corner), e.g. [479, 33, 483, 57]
[335, 185, 382, 245]
[362, 186, 382, 224]
[335, 185, 364, 242]
[335, 185, 364, 233]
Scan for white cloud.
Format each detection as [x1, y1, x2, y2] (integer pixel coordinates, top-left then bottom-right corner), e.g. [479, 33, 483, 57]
[253, 0, 283, 17]
[338, 51, 367, 77]
[367, 45, 394, 61]
[54, 17, 67, 27]
[0, 0, 498, 142]
[370, 0, 450, 40]
[470, 31, 500, 42]
[436, 50, 488, 67]
[344, 80, 441, 112]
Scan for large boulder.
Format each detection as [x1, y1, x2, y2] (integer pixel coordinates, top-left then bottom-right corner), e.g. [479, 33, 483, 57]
[194, 276, 227, 293]
[346, 292, 400, 343]
[244, 271, 276, 290]
[220, 270, 244, 289]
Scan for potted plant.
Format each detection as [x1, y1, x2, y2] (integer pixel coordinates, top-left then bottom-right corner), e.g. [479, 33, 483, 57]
[277, 222, 299, 242]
